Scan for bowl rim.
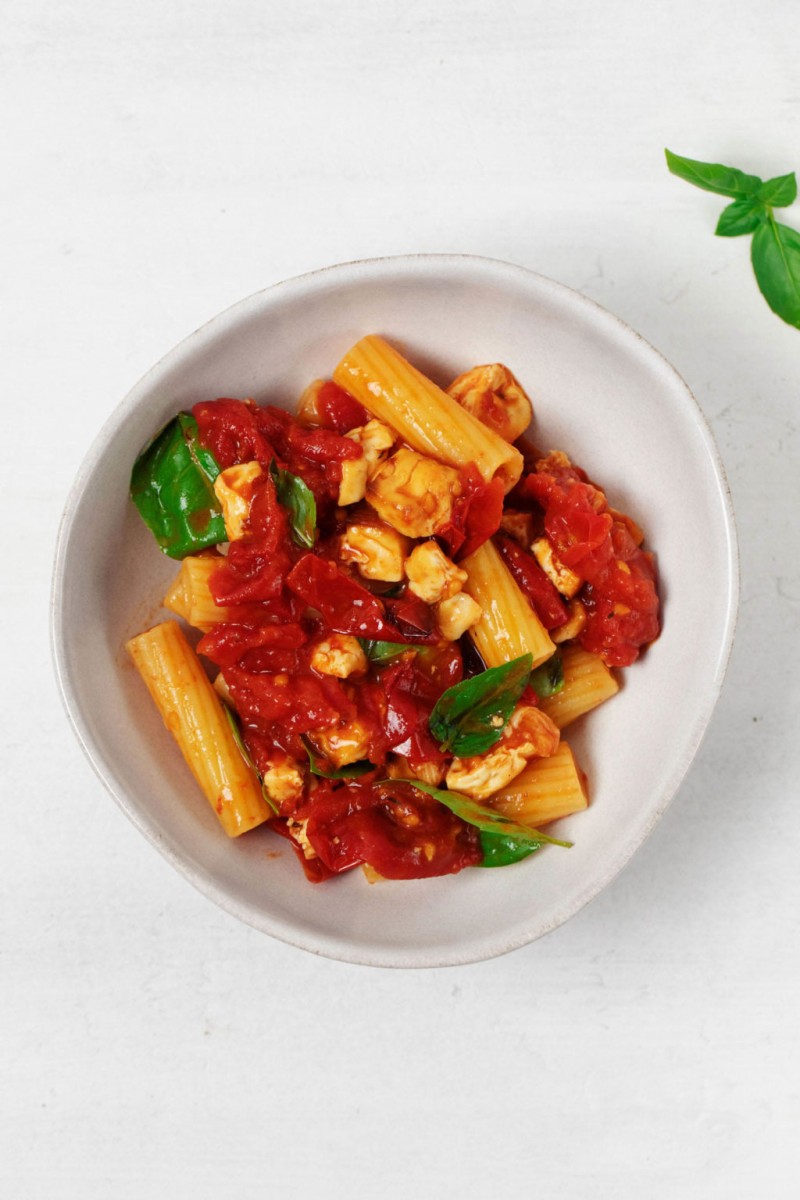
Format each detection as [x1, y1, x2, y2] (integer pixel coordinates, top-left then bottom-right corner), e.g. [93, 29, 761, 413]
[50, 252, 740, 967]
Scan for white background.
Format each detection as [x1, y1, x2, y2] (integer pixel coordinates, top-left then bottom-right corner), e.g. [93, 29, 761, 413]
[4, 1, 800, 1196]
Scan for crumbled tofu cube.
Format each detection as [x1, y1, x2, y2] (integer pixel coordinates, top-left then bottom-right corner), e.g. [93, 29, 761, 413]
[437, 593, 482, 641]
[552, 599, 587, 644]
[296, 379, 324, 427]
[262, 754, 305, 808]
[337, 421, 396, 506]
[309, 719, 371, 768]
[366, 448, 462, 538]
[337, 455, 369, 505]
[447, 363, 533, 442]
[405, 541, 467, 604]
[445, 702, 560, 801]
[499, 509, 536, 547]
[385, 755, 446, 787]
[531, 536, 583, 598]
[346, 419, 395, 471]
[339, 519, 410, 581]
[287, 817, 317, 859]
[310, 634, 368, 679]
[212, 461, 263, 541]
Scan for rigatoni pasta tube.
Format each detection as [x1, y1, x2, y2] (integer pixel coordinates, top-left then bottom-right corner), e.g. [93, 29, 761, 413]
[461, 539, 555, 669]
[126, 621, 272, 837]
[539, 643, 619, 729]
[333, 335, 523, 492]
[490, 742, 588, 827]
[164, 555, 233, 632]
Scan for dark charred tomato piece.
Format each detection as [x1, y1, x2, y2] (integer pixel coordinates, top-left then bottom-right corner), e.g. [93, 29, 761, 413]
[437, 465, 505, 560]
[300, 781, 481, 880]
[383, 590, 441, 644]
[495, 534, 568, 630]
[315, 381, 369, 432]
[286, 554, 406, 641]
[193, 399, 275, 468]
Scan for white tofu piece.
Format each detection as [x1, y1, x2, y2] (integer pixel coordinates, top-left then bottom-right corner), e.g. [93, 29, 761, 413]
[405, 541, 467, 604]
[262, 755, 305, 808]
[337, 420, 396, 506]
[446, 363, 533, 442]
[287, 817, 317, 860]
[212, 461, 263, 541]
[499, 509, 536, 547]
[309, 719, 372, 768]
[531, 536, 583, 598]
[310, 634, 368, 679]
[339, 519, 410, 581]
[445, 702, 560, 801]
[366, 447, 462, 539]
[436, 593, 482, 641]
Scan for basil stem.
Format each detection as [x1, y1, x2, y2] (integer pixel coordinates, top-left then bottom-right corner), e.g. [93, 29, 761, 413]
[666, 148, 800, 329]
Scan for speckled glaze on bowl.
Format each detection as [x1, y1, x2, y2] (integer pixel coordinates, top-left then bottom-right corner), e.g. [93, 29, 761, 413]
[51, 255, 738, 967]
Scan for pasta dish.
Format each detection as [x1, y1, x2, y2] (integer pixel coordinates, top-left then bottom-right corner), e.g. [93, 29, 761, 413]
[126, 335, 660, 881]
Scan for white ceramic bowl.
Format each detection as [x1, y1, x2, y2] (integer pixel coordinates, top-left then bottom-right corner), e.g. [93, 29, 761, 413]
[52, 255, 738, 967]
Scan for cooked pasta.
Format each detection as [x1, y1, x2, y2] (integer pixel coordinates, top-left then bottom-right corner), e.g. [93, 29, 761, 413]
[126, 621, 272, 837]
[490, 742, 588, 826]
[332, 335, 524, 492]
[539, 644, 620, 729]
[461, 539, 556, 669]
[164, 555, 232, 632]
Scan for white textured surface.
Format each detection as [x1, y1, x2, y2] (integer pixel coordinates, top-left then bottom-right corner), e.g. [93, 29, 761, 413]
[4, 0, 799, 1196]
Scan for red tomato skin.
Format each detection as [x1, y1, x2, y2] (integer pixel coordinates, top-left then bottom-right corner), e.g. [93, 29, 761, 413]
[495, 535, 569, 630]
[316, 381, 369, 432]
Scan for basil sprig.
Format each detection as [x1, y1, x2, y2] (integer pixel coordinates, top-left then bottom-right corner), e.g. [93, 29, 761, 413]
[269, 461, 317, 549]
[130, 413, 226, 558]
[222, 705, 280, 815]
[400, 780, 572, 849]
[428, 653, 532, 757]
[666, 149, 800, 328]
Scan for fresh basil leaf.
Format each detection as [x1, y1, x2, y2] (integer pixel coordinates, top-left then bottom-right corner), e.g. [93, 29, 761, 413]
[401, 780, 572, 848]
[665, 149, 761, 199]
[751, 219, 800, 328]
[359, 639, 415, 664]
[222, 704, 280, 815]
[715, 197, 766, 238]
[270, 461, 317, 549]
[303, 737, 374, 779]
[130, 413, 226, 558]
[479, 830, 542, 867]
[429, 653, 532, 756]
[758, 172, 798, 208]
[529, 654, 564, 698]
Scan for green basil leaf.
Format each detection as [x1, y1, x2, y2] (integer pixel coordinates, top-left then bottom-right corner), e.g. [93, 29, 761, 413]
[359, 639, 415, 664]
[479, 830, 542, 867]
[665, 149, 761, 199]
[400, 780, 572, 848]
[529, 654, 564, 698]
[429, 653, 532, 756]
[751, 219, 800, 328]
[222, 704, 280, 815]
[130, 413, 226, 558]
[715, 197, 766, 238]
[270, 461, 317, 549]
[303, 737, 374, 779]
[758, 172, 798, 208]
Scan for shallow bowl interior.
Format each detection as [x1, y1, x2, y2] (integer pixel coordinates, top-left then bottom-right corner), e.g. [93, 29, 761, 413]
[52, 255, 737, 967]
